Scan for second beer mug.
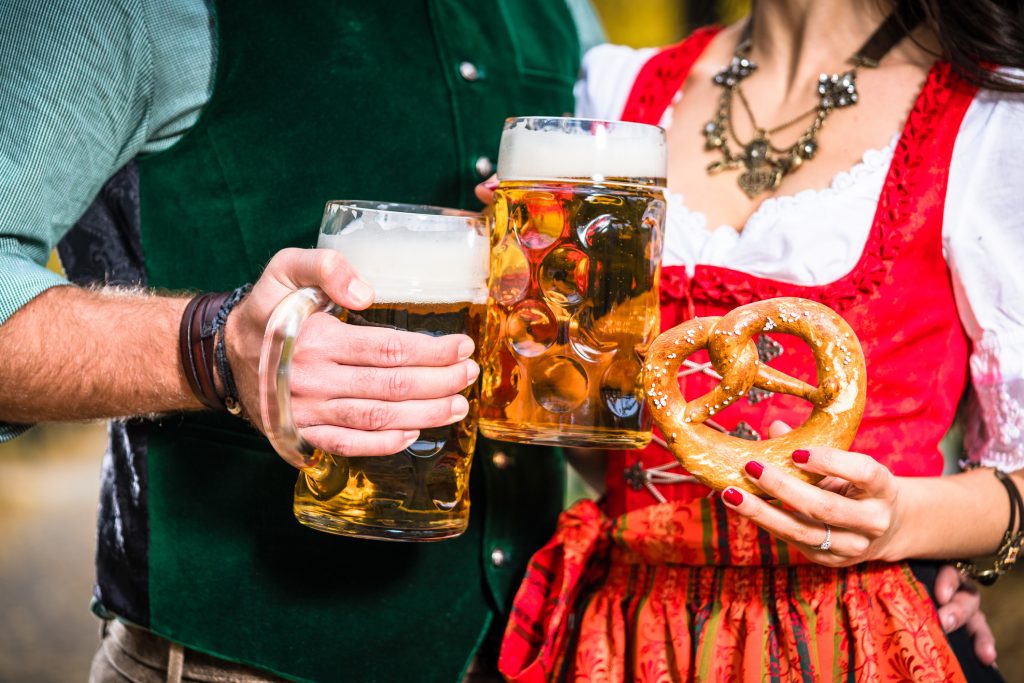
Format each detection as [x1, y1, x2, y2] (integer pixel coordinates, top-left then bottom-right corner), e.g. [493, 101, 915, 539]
[479, 117, 667, 448]
[260, 201, 488, 541]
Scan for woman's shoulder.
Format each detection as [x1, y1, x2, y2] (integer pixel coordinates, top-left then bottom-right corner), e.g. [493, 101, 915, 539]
[573, 27, 728, 122]
[950, 70, 1024, 174]
[573, 43, 659, 120]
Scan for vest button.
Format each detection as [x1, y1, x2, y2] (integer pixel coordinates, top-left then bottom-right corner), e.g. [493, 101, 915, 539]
[459, 61, 480, 82]
[492, 450, 511, 469]
[475, 155, 494, 178]
[490, 547, 507, 567]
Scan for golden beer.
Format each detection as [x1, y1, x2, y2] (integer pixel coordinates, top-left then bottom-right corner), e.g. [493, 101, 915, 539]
[294, 300, 484, 540]
[479, 118, 667, 448]
[261, 201, 489, 541]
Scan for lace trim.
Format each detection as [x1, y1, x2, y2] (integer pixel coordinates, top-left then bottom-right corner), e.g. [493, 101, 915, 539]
[664, 134, 896, 236]
[964, 332, 1024, 471]
[660, 62, 962, 313]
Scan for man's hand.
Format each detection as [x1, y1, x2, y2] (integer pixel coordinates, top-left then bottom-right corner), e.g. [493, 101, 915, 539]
[227, 248, 479, 458]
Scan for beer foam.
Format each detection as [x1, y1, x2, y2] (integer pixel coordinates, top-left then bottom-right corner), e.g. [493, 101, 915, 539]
[318, 226, 489, 304]
[498, 119, 666, 182]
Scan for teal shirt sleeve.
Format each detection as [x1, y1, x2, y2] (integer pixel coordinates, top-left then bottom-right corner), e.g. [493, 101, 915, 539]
[0, 0, 153, 326]
[0, 0, 212, 325]
[564, 0, 606, 55]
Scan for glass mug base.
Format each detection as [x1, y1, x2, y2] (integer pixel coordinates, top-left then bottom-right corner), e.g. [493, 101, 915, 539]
[479, 418, 651, 449]
[293, 504, 467, 541]
[292, 444, 473, 542]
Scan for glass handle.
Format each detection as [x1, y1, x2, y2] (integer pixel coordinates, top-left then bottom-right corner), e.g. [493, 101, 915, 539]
[258, 287, 339, 483]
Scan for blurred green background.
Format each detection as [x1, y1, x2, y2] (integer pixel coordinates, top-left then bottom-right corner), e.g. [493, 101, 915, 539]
[2, 2, 1022, 681]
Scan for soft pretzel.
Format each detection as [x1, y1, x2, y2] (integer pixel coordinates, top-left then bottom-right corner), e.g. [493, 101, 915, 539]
[643, 297, 866, 495]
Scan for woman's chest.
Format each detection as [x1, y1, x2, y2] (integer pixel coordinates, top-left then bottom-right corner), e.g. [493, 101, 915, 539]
[663, 65, 926, 233]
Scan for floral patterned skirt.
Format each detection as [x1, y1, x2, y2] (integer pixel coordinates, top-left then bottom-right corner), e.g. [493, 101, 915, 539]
[499, 499, 964, 683]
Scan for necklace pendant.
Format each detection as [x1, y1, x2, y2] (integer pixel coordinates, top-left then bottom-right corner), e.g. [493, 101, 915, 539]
[742, 137, 770, 169]
[738, 168, 777, 197]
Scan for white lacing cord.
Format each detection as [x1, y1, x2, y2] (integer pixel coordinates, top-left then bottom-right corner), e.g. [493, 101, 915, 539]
[680, 359, 723, 380]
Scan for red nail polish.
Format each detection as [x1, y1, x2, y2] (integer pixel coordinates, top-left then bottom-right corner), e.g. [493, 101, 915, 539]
[792, 449, 810, 464]
[744, 460, 764, 479]
[723, 487, 744, 506]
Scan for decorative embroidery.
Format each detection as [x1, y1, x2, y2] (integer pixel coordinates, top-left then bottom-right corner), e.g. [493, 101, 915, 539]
[747, 386, 772, 404]
[755, 334, 783, 362]
[728, 420, 760, 440]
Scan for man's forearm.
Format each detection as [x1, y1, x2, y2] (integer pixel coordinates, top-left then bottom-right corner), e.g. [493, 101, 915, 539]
[0, 285, 203, 423]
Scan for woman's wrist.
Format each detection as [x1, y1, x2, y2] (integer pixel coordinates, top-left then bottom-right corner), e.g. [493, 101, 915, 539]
[894, 471, 1012, 561]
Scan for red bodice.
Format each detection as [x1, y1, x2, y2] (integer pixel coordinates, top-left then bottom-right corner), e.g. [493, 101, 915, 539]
[605, 29, 979, 516]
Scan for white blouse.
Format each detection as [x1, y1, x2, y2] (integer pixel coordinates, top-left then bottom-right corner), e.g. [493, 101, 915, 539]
[575, 44, 1024, 471]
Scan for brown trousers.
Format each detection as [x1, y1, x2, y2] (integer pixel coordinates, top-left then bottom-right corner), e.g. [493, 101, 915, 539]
[89, 619, 504, 683]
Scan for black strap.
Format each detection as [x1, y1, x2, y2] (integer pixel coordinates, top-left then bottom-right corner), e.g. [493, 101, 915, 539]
[852, 1, 924, 67]
[996, 469, 1023, 538]
[737, 3, 922, 69]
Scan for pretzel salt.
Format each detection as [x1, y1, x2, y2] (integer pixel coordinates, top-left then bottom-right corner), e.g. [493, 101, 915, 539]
[643, 297, 866, 495]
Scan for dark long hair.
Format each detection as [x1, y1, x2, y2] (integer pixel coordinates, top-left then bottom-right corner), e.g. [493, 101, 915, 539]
[903, 0, 1024, 91]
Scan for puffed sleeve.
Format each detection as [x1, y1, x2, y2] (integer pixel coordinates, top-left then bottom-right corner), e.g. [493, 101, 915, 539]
[944, 84, 1024, 471]
[574, 43, 658, 121]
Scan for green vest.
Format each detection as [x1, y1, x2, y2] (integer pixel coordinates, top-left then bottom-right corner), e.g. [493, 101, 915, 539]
[130, 2, 578, 681]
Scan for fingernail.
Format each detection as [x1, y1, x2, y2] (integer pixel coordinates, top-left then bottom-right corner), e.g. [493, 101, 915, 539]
[403, 430, 419, 442]
[484, 177, 499, 190]
[347, 278, 373, 306]
[942, 614, 957, 633]
[744, 460, 764, 479]
[465, 362, 480, 384]
[451, 396, 469, 420]
[457, 338, 475, 360]
[722, 487, 744, 506]
[792, 449, 810, 464]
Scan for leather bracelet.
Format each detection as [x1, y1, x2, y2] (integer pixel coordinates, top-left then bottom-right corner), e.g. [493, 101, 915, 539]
[179, 291, 231, 412]
[957, 468, 1024, 586]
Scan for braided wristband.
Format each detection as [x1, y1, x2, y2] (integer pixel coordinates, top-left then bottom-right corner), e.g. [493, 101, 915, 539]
[957, 469, 1024, 586]
[213, 283, 253, 415]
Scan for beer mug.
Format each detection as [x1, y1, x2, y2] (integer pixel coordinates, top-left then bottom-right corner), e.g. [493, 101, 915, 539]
[259, 201, 489, 541]
[479, 117, 667, 448]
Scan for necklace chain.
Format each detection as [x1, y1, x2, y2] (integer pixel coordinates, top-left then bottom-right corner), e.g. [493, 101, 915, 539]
[702, 11, 914, 198]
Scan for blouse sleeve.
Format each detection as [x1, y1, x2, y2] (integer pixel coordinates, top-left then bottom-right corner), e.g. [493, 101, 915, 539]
[944, 85, 1024, 471]
[573, 43, 657, 120]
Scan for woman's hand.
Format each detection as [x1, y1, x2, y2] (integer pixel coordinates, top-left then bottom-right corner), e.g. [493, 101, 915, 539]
[720, 422, 1000, 665]
[474, 174, 499, 206]
[721, 443, 905, 566]
[718, 421, 907, 566]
